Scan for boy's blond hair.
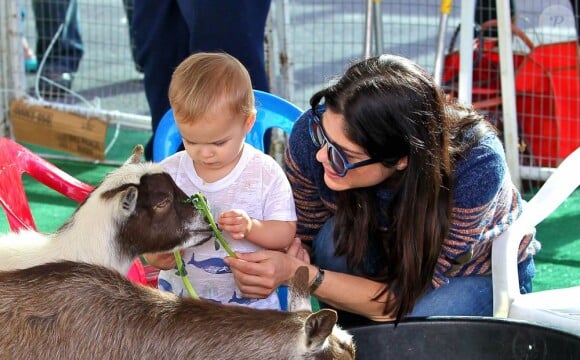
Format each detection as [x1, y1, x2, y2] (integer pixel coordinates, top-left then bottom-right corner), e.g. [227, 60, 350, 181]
[168, 52, 256, 124]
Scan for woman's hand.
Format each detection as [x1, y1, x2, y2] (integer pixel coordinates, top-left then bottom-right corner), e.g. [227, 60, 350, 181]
[286, 237, 311, 264]
[225, 247, 307, 299]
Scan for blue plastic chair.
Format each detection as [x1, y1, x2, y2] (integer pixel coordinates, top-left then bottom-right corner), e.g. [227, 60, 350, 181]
[152, 89, 303, 162]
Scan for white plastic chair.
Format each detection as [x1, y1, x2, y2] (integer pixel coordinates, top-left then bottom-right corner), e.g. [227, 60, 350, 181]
[492, 147, 580, 335]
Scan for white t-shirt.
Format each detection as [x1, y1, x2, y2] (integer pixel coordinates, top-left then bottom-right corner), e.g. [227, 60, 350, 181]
[157, 144, 297, 310]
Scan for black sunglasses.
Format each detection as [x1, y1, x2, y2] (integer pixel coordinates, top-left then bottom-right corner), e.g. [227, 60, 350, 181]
[308, 107, 380, 177]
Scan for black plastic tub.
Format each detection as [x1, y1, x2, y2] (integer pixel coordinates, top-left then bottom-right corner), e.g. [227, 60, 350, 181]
[347, 317, 580, 360]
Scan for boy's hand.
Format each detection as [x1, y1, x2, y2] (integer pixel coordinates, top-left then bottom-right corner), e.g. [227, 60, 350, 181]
[218, 209, 252, 240]
[142, 251, 181, 270]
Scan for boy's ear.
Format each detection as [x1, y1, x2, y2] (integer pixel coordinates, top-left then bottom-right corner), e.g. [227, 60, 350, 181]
[244, 112, 256, 132]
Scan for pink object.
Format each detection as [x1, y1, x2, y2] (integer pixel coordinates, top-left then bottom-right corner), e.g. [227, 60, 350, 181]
[126, 257, 147, 285]
[0, 137, 151, 286]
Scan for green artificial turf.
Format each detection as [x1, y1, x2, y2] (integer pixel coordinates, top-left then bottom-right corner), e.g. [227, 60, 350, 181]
[1, 127, 578, 292]
[529, 190, 580, 290]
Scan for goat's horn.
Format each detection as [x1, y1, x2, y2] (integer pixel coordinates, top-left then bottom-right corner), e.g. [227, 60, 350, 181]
[125, 145, 144, 165]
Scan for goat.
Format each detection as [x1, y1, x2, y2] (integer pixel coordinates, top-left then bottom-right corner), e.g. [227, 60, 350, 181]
[0, 145, 213, 275]
[0, 263, 355, 359]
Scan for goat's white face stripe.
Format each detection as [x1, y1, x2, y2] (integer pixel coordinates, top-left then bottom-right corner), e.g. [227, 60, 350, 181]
[96, 163, 164, 194]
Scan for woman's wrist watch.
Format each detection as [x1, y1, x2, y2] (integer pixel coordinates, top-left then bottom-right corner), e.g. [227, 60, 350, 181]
[309, 267, 325, 293]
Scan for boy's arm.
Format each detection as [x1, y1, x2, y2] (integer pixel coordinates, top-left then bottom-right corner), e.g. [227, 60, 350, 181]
[246, 219, 297, 250]
[141, 251, 178, 270]
[218, 210, 296, 250]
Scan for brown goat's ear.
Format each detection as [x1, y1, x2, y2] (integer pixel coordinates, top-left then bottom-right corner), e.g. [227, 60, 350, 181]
[288, 266, 311, 312]
[125, 144, 144, 165]
[304, 309, 338, 349]
[119, 186, 138, 216]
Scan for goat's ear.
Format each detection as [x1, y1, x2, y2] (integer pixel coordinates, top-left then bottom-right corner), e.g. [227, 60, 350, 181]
[119, 186, 139, 216]
[304, 309, 338, 349]
[288, 266, 312, 312]
[125, 144, 144, 165]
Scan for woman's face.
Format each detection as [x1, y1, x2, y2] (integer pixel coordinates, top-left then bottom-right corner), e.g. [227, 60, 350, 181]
[316, 109, 401, 191]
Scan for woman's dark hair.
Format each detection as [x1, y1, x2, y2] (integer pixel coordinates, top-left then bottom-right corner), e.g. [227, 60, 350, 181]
[310, 54, 495, 321]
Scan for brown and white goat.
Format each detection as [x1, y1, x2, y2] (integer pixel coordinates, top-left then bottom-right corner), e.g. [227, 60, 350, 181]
[0, 145, 212, 274]
[0, 263, 355, 359]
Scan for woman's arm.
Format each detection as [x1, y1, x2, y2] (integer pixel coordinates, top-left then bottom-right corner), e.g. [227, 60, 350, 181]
[435, 137, 516, 283]
[225, 243, 396, 321]
[310, 266, 396, 321]
[283, 110, 333, 244]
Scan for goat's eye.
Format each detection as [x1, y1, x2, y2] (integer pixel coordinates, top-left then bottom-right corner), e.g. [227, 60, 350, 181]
[154, 198, 171, 211]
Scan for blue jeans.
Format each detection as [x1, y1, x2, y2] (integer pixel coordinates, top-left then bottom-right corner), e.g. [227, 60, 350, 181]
[312, 217, 535, 321]
[32, 0, 83, 73]
[132, 0, 271, 159]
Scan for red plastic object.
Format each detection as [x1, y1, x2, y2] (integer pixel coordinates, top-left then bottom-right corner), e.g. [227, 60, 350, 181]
[514, 41, 579, 167]
[442, 20, 533, 105]
[444, 36, 579, 167]
[0, 137, 153, 286]
[0, 137, 93, 231]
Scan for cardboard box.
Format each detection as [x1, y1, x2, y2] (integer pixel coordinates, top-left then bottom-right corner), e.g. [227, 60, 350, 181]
[8, 99, 107, 160]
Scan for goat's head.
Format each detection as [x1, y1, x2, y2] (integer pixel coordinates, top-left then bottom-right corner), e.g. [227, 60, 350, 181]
[288, 267, 356, 359]
[61, 145, 213, 267]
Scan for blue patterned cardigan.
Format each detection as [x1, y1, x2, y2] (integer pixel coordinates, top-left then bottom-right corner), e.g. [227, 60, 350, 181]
[284, 110, 536, 288]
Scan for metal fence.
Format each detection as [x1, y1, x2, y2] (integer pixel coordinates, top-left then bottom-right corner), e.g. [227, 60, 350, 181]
[1, 0, 578, 183]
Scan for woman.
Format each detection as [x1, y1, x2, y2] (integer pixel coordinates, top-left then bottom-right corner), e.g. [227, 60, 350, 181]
[224, 54, 538, 326]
